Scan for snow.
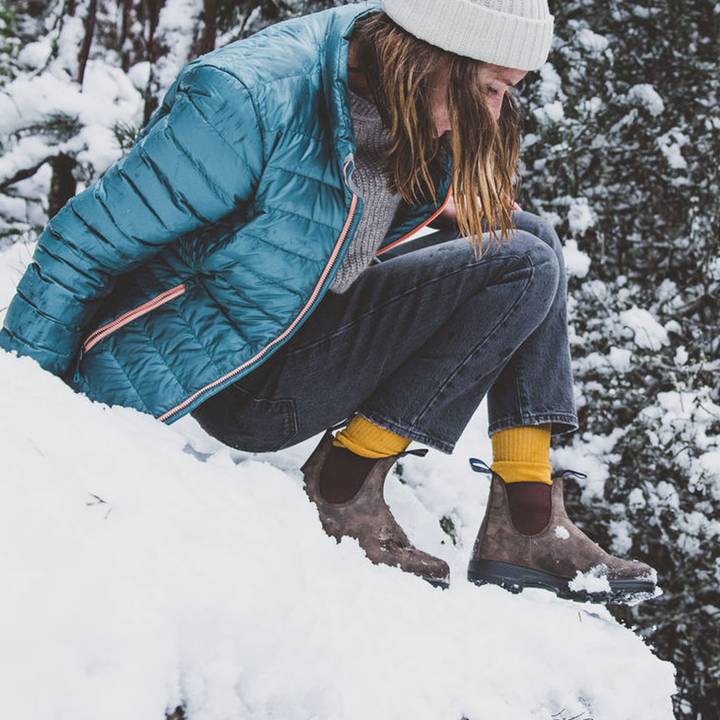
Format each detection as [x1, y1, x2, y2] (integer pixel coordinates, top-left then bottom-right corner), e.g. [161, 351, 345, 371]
[619, 306, 670, 350]
[674, 345, 689, 366]
[698, 452, 720, 500]
[609, 519, 634, 555]
[0, 245, 677, 719]
[653, 481, 682, 511]
[657, 130, 690, 170]
[533, 100, 565, 124]
[0, 61, 143, 186]
[17, 38, 53, 69]
[574, 348, 632, 376]
[154, 0, 204, 92]
[632, 6, 657, 18]
[627, 84, 665, 116]
[562, 239, 591, 278]
[628, 488, 647, 510]
[708, 256, 720, 281]
[552, 428, 626, 502]
[554, 525, 570, 540]
[652, 390, 720, 429]
[0, 194, 27, 224]
[576, 28, 610, 54]
[608, 346, 632, 373]
[578, 95, 603, 117]
[537, 63, 563, 104]
[567, 199, 597, 235]
[127, 61, 152, 92]
[568, 566, 613, 594]
[55, 15, 85, 77]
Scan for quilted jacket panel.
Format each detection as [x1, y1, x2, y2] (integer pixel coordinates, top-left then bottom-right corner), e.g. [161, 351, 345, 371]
[0, 1, 453, 423]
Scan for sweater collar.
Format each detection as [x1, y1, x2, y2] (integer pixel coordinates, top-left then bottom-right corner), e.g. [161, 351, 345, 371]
[320, 1, 452, 208]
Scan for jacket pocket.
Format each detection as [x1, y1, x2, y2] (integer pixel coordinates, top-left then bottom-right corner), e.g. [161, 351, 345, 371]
[81, 283, 187, 355]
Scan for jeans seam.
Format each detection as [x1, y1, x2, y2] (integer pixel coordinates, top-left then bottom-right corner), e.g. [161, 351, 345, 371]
[357, 411, 455, 454]
[411, 254, 540, 427]
[284, 251, 530, 358]
[488, 412, 579, 436]
[514, 353, 525, 423]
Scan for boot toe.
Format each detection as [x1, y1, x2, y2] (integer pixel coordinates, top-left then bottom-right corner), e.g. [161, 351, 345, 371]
[606, 557, 657, 583]
[377, 540, 450, 586]
[412, 553, 450, 585]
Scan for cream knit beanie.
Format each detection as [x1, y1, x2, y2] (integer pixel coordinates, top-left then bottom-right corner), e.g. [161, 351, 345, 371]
[381, 0, 554, 71]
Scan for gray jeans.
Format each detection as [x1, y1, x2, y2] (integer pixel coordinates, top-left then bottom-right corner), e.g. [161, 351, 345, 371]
[190, 210, 579, 454]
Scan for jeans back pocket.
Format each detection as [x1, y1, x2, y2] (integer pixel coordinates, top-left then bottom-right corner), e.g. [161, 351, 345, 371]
[191, 382, 299, 453]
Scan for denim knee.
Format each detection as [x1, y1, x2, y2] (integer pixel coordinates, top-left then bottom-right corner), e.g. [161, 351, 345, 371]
[511, 210, 563, 261]
[503, 228, 560, 299]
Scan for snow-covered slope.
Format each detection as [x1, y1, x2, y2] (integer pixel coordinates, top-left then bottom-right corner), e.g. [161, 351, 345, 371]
[0, 242, 676, 720]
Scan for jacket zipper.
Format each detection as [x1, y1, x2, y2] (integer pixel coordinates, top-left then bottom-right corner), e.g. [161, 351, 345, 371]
[79, 283, 187, 357]
[91, 155, 447, 423]
[159, 157, 451, 422]
[156, 156, 361, 422]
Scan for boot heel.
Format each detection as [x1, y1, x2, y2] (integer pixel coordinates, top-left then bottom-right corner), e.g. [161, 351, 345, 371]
[467, 559, 526, 594]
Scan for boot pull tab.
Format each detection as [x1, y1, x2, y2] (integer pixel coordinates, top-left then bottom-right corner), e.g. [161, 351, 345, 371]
[557, 469, 588, 481]
[468, 457, 492, 475]
[398, 447, 429, 458]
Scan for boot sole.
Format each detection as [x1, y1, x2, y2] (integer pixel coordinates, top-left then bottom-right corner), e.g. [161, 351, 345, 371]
[467, 559, 656, 604]
[423, 575, 450, 590]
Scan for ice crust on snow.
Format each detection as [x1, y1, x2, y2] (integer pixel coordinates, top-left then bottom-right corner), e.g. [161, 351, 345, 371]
[0, 244, 676, 720]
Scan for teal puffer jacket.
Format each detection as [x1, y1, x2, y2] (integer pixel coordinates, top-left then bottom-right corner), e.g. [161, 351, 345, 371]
[0, 0, 452, 424]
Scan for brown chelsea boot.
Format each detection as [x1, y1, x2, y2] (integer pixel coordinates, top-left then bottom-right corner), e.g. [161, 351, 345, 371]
[466, 458, 658, 603]
[300, 429, 450, 588]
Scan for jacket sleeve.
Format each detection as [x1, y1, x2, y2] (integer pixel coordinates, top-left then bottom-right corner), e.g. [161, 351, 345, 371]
[0, 63, 264, 378]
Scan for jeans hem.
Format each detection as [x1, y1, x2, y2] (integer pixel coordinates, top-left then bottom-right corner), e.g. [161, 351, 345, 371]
[488, 412, 579, 438]
[357, 411, 456, 455]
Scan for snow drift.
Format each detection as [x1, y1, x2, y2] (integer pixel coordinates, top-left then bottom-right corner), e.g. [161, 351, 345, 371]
[0, 241, 676, 720]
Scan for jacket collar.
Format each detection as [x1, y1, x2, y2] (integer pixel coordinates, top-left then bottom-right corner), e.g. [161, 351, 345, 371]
[321, 1, 384, 177]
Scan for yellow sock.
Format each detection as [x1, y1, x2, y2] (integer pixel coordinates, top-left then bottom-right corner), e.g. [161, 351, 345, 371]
[491, 424, 552, 484]
[332, 413, 411, 458]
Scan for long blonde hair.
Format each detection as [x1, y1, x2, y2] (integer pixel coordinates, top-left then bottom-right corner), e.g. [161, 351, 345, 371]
[349, 10, 521, 256]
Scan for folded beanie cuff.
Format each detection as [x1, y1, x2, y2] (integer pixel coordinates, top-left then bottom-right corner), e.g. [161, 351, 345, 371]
[382, 0, 554, 71]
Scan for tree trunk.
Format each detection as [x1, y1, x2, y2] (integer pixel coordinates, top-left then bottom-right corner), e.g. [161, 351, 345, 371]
[196, 0, 217, 55]
[142, 0, 166, 124]
[119, 0, 133, 71]
[78, 0, 98, 85]
[48, 154, 77, 219]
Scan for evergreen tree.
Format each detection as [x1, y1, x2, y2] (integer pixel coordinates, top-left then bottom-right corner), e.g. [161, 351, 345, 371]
[519, 1, 720, 716]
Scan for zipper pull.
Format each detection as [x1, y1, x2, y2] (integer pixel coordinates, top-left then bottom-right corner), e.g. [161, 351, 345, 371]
[343, 154, 359, 194]
[70, 346, 84, 386]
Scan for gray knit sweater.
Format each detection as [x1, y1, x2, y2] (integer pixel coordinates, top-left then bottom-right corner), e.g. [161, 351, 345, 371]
[328, 87, 403, 294]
